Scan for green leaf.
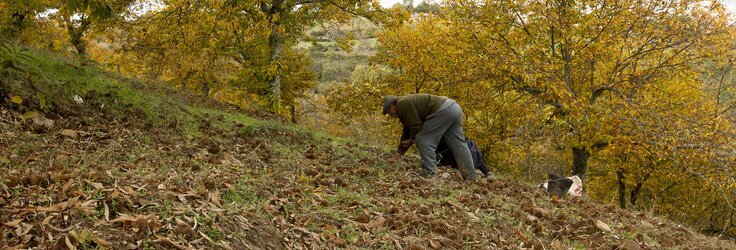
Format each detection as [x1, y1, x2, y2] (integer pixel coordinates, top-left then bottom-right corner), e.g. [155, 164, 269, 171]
[10, 95, 23, 105]
[37, 92, 47, 109]
[22, 111, 37, 120]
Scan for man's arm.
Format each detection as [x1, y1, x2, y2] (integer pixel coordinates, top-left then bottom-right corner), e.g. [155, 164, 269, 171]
[397, 126, 411, 155]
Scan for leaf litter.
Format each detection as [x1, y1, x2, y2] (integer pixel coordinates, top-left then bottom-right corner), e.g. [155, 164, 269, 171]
[1, 93, 735, 250]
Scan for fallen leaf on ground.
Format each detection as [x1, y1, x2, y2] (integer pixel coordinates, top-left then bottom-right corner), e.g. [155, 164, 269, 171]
[4, 219, 22, 227]
[595, 219, 612, 233]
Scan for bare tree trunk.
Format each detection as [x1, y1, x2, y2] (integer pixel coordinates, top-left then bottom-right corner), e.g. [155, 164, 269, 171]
[571, 146, 589, 186]
[181, 70, 194, 92]
[562, 47, 574, 95]
[201, 82, 209, 97]
[629, 183, 641, 208]
[268, 29, 283, 108]
[65, 16, 91, 57]
[291, 105, 297, 124]
[629, 172, 650, 208]
[617, 169, 627, 208]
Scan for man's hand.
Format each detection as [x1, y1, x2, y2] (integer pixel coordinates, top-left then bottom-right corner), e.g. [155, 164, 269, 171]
[401, 139, 414, 148]
[388, 152, 400, 163]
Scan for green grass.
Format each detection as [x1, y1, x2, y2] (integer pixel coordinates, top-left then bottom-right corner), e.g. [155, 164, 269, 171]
[331, 187, 373, 207]
[223, 186, 267, 207]
[7, 45, 258, 137]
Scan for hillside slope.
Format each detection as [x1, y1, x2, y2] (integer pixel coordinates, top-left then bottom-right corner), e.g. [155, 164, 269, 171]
[1, 53, 735, 249]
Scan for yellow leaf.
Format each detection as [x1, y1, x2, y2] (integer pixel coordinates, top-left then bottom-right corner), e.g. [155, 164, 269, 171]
[11, 95, 22, 104]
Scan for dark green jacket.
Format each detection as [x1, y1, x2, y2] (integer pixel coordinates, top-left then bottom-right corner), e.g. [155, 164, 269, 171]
[396, 94, 447, 154]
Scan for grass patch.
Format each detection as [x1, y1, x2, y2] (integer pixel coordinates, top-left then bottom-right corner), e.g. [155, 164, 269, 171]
[222, 184, 268, 209]
[184, 106, 258, 127]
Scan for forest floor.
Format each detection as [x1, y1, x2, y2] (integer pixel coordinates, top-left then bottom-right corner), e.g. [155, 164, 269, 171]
[2, 59, 735, 250]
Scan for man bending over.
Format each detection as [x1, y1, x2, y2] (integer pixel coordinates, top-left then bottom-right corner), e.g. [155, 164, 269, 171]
[383, 94, 477, 181]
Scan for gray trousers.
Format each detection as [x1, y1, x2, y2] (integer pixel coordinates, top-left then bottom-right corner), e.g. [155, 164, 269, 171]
[415, 101, 478, 180]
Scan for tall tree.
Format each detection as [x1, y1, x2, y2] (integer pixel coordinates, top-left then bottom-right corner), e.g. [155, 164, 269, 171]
[112, 1, 245, 96]
[116, 0, 378, 117]
[54, 0, 134, 57]
[394, 0, 733, 184]
[247, 0, 378, 113]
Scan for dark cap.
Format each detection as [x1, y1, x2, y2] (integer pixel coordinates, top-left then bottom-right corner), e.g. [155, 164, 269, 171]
[382, 95, 397, 115]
